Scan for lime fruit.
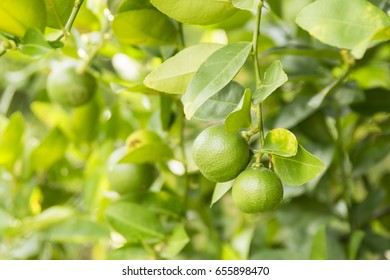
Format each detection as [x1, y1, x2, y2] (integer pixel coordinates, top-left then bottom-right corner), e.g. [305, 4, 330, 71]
[47, 63, 97, 107]
[107, 147, 155, 194]
[232, 167, 283, 213]
[192, 124, 250, 182]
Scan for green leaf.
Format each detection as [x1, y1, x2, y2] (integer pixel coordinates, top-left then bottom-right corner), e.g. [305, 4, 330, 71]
[44, 0, 74, 29]
[232, 0, 259, 12]
[19, 28, 52, 56]
[0, 0, 46, 37]
[105, 201, 164, 240]
[161, 225, 190, 259]
[112, 9, 177, 46]
[182, 41, 252, 119]
[120, 130, 173, 163]
[310, 226, 327, 260]
[144, 43, 223, 94]
[348, 230, 365, 260]
[0, 112, 24, 166]
[296, 0, 390, 59]
[47, 219, 109, 243]
[225, 88, 252, 133]
[261, 128, 298, 157]
[351, 88, 390, 115]
[272, 144, 326, 186]
[194, 81, 245, 121]
[252, 61, 288, 104]
[30, 127, 68, 171]
[150, 0, 237, 25]
[108, 244, 151, 260]
[211, 180, 234, 207]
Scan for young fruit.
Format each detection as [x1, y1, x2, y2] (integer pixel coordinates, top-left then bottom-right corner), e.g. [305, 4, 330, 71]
[232, 167, 283, 213]
[47, 63, 97, 107]
[192, 124, 250, 182]
[107, 147, 155, 194]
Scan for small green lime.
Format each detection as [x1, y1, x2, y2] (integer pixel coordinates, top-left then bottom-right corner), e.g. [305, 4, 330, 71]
[47, 63, 97, 107]
[192, 124, 250, 182]
[232, 167, 283, 213]
[107, 147, 155, 194]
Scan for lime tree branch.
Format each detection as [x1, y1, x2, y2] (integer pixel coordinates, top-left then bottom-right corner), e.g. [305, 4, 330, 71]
[57, 0, 85, 40]
[252, 1, 265, 153]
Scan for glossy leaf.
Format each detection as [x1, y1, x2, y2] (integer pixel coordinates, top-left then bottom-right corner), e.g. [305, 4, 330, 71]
[30, 127, 68, 171]
[253, 61, 288, 104]
[150, 0, 237, 25]
[211, 180, 234, 207]
[182, 41, 252, 119]
[296, 0, 390, 58]
[161, 225, 190, 258]
[144, 43, 223, 94]
[225, 88, 252, 133]
[0, 0, 46, 37]
[105, 201, 164, 240]
[272, 144, 326, 186]
[0, 112, 25, 166]
[194, 81, 245, 121]
[112, 9, 177, 46]
[120, 130, 173, 163]
[261, 128, 298, 157]
[44, 0, 74, 29]
[47, 219, 109, 243]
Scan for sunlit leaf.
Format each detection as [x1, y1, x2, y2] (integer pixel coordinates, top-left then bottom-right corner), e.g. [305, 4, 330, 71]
[44, 0, 74, 29]
[150, 0, 237, 25]
[112, 9, 177, 46]
[225, 88, 252, 133]
[211, 180, 234, 207]
[232, 0, 259, 12]
[272, 144, 326, 186]
[0, 112, 24, 166]
[144, 43, 223, 94]
[19, 28, 52, 56]
[161, 225, 190, 258]
[261, 128, 298, 157]
[252, 61, 288, 104]
[182, 41, 252, 119]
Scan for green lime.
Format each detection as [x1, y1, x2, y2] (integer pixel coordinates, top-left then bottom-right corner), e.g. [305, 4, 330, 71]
[47, 63, 97, 107]
[107, 147, 155, 194]
[192, 124, 250, 182]
[232, 167, 283, 213]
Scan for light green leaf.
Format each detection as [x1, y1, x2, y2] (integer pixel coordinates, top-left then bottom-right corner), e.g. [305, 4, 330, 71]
[194, 81, 245, 121]
[182, 41, 252, 119]
[225, 88, 252, 133]
[112, 9, 177, 46]
[296, 0, 390, 58]
[232, 0, 259, 12]
[47, 219, 109, 243]
[19, 28, 52, 56]
[253, 61, 288, 104]
[44, 0, 74, 29]
[30, 127, 68, 171]
[108, 244, 151, 260]
[261, 128, 298, 157]
[150, 0, 237, 25]
[105, 201, 164, 240]
[272, 144, 326, 186]
[348, 230, 365, 260]
[0, 112, 24, 166]
[120, 130, 173, 163]
[0, 0, 46, 37]
[144, 43, 223, 94]
[310, 226, 327, 260]
[211, 180, 234, 207]
[161, 225, 190, 258]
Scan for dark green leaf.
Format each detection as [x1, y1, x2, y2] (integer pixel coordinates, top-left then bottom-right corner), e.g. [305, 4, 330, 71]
[182, 41, 252, 119]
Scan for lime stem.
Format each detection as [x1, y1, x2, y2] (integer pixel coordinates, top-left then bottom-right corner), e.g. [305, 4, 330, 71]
[252, 1, 265, 149]
[56, 0, 84, 41]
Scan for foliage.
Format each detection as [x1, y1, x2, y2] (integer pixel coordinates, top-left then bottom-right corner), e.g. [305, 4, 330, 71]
[0, 0, 389, 260]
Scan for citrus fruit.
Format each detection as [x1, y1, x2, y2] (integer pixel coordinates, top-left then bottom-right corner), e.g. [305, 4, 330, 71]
[47, 63, 97, 107]
[107, 147, 155, 194]
[232, 167, 283, 213]
[192, 124, 250, 182]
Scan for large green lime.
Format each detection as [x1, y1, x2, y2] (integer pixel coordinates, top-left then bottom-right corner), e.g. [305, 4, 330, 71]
[192, 124, 250, 182]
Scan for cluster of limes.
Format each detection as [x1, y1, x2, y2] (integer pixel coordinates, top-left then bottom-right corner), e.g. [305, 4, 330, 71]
[192, 125, 283, 213]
